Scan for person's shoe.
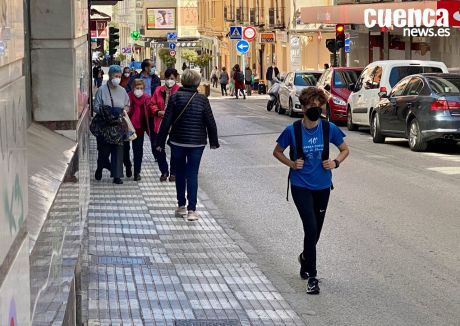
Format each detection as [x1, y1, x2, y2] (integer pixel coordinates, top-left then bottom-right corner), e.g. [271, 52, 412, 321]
[95, 169, 102, 181]
[160, 174, 168, 182]
[298, 253, 309, 280]
[126, 166, 133, 178]
[186, 210, 200, 221]
[169, 175, 176, 182]
[134, 175, 142, 181]
[306, 277, 320, 295]
[175, 206, 187, 217]
[113, 178, 123, 185]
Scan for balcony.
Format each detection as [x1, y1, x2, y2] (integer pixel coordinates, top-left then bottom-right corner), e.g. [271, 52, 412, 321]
[268, 7, 285, 29]
[224, 6, 235, 22]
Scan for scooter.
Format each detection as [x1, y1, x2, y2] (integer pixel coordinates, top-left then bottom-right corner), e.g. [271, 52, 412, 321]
[266, 77, 281, 112]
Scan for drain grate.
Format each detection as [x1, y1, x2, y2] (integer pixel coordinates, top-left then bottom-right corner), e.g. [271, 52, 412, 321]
[175, 320, 241, 326]
[95, 255, 151, 265]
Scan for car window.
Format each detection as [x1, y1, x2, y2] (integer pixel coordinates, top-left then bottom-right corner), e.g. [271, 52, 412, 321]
[354, 68, 368, 91]
[294, 73, 319, 86]
[428, 76, 460, 94]
[389, 66, 444, 87]
[333, 70, 362, 88]
[390, 78, 411, 97]
[363, 65, 383, 90]
[404, 78, 424, 96]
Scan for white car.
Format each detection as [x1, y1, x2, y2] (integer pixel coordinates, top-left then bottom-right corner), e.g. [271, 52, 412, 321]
[277, 71, 322, 117]
[347, 60, 448, 130]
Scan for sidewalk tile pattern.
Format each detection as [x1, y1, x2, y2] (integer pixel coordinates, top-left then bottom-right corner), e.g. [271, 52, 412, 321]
[83, 139, 304, 325]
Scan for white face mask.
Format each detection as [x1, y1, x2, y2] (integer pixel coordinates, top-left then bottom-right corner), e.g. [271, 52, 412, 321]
[111, 78, 121, 86]
[165, 80, 176, 88]
[134, 89, 144, 98]
[124, 73, 130, 77]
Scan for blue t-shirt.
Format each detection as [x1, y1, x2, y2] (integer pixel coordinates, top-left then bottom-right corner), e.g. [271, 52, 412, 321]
[276, 121, 346, 190]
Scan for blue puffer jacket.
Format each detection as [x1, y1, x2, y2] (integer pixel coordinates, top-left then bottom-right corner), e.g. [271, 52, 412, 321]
[156, 87, 219, 148]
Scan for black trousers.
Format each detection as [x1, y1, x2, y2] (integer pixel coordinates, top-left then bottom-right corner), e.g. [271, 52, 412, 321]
[123, 134, 144, 176]
[220, 83, 227, 96]
[96, 137, 123, 178]
[291, 185, 331, 278]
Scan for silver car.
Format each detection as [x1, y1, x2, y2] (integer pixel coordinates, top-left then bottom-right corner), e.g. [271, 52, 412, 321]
[278, 71, 323, 117]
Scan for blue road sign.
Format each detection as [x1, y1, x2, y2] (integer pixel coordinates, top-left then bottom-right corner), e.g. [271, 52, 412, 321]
[344, 38, 351, 53]
[169, 43, 176, 50]
[229, 26, 243, 40]
[167, 32, 177, 40]
[236, 40, 250, 54]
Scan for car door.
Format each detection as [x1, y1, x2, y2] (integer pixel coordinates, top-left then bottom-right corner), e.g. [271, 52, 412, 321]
[349, 67, 370, 124]
[359, 65, 383, 125]
[394, 77, 424, 132]
[380, 77, 411, 134]
[279, 73, 292, 108]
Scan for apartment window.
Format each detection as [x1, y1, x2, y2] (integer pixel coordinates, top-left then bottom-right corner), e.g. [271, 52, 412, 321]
[250, 8, 255, 24]
[236, 7, 242, 22]
[268, 8, 275, 27]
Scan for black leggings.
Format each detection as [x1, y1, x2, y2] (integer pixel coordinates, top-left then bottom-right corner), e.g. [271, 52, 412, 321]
[291, 185, 331, 277]
[221, 83, 227, 95]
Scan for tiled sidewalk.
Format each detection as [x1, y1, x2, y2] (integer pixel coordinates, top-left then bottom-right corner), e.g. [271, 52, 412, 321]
[81, 139, 304, 326]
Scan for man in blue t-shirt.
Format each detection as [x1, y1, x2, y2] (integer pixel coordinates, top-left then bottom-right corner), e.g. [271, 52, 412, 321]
[273, 87, 350, 295]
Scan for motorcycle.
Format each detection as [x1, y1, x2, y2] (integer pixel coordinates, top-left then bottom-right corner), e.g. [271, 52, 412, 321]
[266, 77, 281, 112]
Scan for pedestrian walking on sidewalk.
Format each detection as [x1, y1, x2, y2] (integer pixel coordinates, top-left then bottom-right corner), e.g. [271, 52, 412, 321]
[123, 79, 150, 181]
[219, 67, 229, 96]
[211, 66, 219, 88]
[127, 59, 161, 96]
[93, 64, 130, 185]
[266, 63, 280, 87]
[120, 67, 131, 90]
[273, 87, 349, 294]
[150, 68, 180, 182]
[156, 69, 219, 221]
[245, 66, 253, 96]
[233, 64, 246, 99]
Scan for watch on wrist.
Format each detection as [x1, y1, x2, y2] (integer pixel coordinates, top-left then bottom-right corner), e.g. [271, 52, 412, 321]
[333, 159, 340, 169]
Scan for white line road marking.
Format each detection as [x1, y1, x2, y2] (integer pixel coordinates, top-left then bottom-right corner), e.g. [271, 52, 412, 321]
[427, 167, 460, 175]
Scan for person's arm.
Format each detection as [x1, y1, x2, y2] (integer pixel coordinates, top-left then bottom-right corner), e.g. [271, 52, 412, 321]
[150, 89, 160, 116]
[273, 145, 304, 170]
[93, 87, 104, 114]
[123, 91, 130, 112]
[203, 98, 219, 149]
[322, 142, 349, 170]
[155, 95, 175, 151]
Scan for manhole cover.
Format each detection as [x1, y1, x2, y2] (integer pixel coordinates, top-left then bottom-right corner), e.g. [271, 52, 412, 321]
[95, 256, 150, 265]
[175, 320, 241, 326]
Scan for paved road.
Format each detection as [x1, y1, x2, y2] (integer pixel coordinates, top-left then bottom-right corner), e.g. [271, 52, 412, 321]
[198, 96, 460, 326]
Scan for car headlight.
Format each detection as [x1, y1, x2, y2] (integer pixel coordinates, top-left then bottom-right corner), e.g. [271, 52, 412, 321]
[332, 96, 346, 106]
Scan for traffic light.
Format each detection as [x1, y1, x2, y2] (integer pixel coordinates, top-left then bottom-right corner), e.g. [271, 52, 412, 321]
[108, 27, 120, 57]
[326, 39, 337, 54]
[336, 24, 345, 49]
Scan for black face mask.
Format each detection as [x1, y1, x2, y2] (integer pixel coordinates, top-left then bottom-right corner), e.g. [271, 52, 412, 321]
[305, 107, 322, 121]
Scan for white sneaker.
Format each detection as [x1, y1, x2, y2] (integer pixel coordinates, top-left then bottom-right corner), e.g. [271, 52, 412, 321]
[186, 210, 200, 221]
[175, 206, 187, 217]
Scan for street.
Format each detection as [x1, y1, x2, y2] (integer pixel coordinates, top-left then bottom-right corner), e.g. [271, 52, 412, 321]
[198, 95, 460, 326]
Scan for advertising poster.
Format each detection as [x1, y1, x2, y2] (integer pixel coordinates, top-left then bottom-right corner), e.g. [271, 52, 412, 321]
[147, 8, 176, 30]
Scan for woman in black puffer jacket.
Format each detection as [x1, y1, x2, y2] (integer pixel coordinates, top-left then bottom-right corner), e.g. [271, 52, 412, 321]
[156, 69, 219, 221]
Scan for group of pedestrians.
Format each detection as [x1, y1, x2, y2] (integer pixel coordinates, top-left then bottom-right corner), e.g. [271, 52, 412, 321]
[92, 59, 219, 221]
[211, 65, 254, 99]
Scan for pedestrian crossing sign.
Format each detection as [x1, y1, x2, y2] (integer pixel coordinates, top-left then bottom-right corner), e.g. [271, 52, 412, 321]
[229, 26, 243, 40]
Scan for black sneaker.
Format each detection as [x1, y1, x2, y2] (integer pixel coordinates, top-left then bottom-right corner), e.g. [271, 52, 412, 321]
[126, 166, 133, 178]
[306, 277, 320, 295]
[134, 175, 141, 181]
[298, 253, 309, 280]
[113, 178, 123, 184]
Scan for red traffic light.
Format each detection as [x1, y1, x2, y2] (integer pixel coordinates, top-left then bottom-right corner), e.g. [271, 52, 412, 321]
[336, 24, 344, 33]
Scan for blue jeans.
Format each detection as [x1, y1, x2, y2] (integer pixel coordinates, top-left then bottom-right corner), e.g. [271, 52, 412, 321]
[171, 144, 205, 211]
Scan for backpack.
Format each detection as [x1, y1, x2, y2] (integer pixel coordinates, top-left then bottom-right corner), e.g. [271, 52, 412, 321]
[236, 71, 245, 82]
[286, 119, 331, 201]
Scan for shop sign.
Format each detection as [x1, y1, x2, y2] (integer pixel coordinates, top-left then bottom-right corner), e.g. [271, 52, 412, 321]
[260, 32, 276, 43]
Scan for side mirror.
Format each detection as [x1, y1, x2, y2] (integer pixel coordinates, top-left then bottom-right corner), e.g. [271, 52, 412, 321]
[324, 84, 331, 91]
[348, 83, 355, 92]
[378, 91, 388, 98]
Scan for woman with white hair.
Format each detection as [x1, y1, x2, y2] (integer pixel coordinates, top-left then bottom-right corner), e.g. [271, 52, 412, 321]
[156, 69, 219, 221]
[93, 64, 130, 184]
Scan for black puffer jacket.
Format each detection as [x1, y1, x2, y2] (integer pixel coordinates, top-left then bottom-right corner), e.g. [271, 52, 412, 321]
[156, 87, 219, 148]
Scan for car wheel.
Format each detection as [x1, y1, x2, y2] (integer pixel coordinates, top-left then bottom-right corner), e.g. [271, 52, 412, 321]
[371, 113, 385, 143]
[408, 118, 427, 152]
[288, 98, 296, 117]
[347, 107, 358, 131]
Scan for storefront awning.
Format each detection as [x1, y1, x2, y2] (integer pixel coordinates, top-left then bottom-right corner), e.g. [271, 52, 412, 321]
[301, 1, 437, 24]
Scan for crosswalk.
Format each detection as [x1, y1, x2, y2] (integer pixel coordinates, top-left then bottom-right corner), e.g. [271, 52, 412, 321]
[423, 152, 460, 175]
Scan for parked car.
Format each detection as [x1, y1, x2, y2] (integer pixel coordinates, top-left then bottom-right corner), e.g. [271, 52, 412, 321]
[347, 60, 448, 131]
[277, 71, 322, 116]
[371, 73, 460, 151]
[316, 67, 363, 123]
